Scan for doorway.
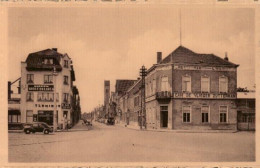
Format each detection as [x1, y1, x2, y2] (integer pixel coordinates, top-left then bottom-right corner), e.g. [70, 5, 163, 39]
[160, 106, 168, 128]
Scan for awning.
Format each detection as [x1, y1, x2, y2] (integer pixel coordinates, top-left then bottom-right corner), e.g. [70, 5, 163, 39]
[8, 110, 21, 115]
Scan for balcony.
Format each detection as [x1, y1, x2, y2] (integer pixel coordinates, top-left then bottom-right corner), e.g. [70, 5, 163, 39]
[156, 91, 171, 100]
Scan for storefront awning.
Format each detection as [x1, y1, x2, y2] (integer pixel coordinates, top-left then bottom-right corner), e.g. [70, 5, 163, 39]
[8, 110, 21, 115]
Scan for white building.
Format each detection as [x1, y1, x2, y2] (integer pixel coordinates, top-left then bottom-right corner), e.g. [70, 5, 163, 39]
[20, 48, 75, 129]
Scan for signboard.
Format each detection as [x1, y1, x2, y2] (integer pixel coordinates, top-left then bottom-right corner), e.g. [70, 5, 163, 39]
[173, 65, 236, 72]
[172, 92, 236, 99]
[62, 103, 71, 109]
[28, 85, 54, 91]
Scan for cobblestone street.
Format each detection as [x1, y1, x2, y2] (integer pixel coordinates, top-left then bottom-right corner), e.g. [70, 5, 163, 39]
[8, 121, 255, 162]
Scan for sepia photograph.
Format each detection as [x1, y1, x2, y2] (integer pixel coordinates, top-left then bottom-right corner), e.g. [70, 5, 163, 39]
[6, 5, 256, 163]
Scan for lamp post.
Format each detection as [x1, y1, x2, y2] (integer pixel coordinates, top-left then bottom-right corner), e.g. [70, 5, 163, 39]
[53, 66, 58, 132]
[139, 65, 147, 130]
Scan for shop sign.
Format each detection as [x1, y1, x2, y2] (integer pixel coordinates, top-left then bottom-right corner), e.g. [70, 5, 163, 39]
[62, 103, 71, 109]
[173, 65, 236, 72]
[172, 92, 236, 99]
[28, 85, 54, 91]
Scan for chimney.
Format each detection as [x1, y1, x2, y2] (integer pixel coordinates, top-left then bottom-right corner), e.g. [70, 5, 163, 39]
[224, 52, 229, 61]
[157, 52, 162, 63]
[52, 48, 57, 51]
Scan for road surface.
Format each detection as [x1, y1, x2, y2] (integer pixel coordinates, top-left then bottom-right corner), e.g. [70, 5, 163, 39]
[9, 121, 255, 162]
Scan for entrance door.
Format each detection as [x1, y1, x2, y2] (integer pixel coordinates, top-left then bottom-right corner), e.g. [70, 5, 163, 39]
[38, 111, 53, 125]
[160, 106, 168, 128]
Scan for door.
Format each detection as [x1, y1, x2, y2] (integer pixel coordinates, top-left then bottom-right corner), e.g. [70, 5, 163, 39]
[160, 106, 168, 128]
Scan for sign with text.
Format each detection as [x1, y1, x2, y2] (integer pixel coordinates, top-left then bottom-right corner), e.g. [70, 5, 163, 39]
[28, 85, 54, 91]
[62, 103, 71, 109]
[173, 65, 236, 72]
[173, 92, 236, 99]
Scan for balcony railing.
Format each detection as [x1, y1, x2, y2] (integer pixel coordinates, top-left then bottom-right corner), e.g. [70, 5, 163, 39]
[156, 91, 171, 99]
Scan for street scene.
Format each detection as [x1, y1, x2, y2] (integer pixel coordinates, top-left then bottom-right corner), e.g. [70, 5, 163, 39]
[9, 121, 255, 162]
[7, 7, 255, 163]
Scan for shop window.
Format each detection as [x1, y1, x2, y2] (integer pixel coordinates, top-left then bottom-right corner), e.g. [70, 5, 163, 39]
[26, 92, 34, 101]
[182, 75, 191, 92]
[64, 60, 69, 68]
[27, 74, 34, 84]
[26, 110, 33, 123]
[64, 76, 69, 85]
[161, 76, 169, 91]
[201, 106, 209, 123]
[44, 75, 53, 84]
[201, 76, 210, 92]
[219, 105, 228, 123]
[182, 105, 191, 123]
[219, 76, 228, 93]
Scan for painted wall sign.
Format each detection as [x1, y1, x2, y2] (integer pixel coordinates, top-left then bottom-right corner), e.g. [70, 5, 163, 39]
[28, 85, 54, 91]
[173, 65, 236, 72]
[172, 92, 236, 99]
[62, 103, 71, 109]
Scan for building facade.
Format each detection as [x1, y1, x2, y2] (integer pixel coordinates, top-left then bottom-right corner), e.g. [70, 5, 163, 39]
[20, 48, 79, 129]
[145, 46, 239, 130]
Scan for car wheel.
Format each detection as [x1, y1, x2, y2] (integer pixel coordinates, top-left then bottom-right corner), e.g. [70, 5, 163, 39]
[44, 129, 49, 134]
[25, 129, 31, 134]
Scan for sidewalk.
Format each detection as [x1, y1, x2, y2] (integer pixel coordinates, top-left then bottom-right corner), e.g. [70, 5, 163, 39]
[115, 122, 237, 133]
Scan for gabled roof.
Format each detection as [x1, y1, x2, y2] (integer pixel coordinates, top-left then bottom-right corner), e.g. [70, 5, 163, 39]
[25, 48, 63, 71]
[161, 46, 238, 67]
[115, 80, 136, 94]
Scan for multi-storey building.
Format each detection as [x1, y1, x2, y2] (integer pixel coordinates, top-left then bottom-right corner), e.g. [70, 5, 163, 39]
[145, 46, 239, 130]
[20, 48, 78, 129]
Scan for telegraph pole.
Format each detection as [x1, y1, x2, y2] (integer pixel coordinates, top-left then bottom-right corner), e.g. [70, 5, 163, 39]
[139, 65, 147, 130]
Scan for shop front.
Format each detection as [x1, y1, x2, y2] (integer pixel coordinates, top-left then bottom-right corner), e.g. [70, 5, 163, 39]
[38, 110, 53, 126]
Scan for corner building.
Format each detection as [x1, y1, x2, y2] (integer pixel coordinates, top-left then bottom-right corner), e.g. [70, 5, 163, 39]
[20, 48, 76, 129]
[145, 46, 239, 130]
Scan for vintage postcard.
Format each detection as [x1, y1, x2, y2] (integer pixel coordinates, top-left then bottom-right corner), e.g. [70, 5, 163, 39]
[0, 1, 259, 167]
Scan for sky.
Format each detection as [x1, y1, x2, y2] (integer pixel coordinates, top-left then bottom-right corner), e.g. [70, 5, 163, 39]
[8, 6, 255, 113]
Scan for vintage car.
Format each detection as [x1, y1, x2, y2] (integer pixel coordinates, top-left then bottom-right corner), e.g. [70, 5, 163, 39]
[24, 122, 53, 134]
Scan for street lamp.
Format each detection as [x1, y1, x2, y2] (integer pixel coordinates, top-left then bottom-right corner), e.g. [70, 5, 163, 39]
[53, 66, 58, 132]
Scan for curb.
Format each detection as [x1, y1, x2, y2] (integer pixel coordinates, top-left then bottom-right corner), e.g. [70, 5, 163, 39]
[115, 124, 238, 133]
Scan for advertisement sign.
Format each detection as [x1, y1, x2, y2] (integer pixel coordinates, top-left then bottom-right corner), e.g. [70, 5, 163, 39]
[28, 85, 54, 91]
[172, 92, 236, 99]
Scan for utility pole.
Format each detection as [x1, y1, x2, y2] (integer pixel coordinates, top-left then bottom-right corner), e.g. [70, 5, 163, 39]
[139, 65, 147, 130]
[53, 66, 58, 132]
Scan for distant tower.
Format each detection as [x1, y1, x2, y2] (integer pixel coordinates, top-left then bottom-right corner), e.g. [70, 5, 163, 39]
[104, 80, 110, 106]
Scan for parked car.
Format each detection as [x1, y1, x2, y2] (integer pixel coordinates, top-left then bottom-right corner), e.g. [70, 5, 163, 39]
[107, 117, 115, 125]
[24, 122, 53, 134]
[83, 119, 92, 126]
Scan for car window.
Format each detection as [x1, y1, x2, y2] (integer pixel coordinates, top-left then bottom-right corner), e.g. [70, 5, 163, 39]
[33, 123, 38, 127]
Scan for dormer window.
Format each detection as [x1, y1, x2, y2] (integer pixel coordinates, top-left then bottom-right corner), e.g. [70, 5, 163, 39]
[64, 60, 69, 68]
[44, 58, 54, 64]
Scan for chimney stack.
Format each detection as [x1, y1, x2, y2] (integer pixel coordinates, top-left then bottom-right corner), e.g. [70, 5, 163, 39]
[157, 52, 162, 63]
[224, 52, 229, 61]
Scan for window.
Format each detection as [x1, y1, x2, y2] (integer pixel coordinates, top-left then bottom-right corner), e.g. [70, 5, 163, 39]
[201, 76, 210, 92]
[56, 93, 59, 102]
[26, 110, 33, 123]
[64, 76, 69, 85]
[44, 75, 53, 84]
[27, 74, 34, 84]
[63, 93, 69, 103]
[64, 60, 69, 68]
[182, 75, 191, 92]
[201, 106, 209, 123]
[152, 79, 156, 94]
[37, 93, 54, 102]
[219, 106, 228, 123]
[182, 105, 191, 123]
[44, 58, 53, 64]
[26, 92, 34, 101]
[134, 96, 139, 107]
[161, 76, 169, 91]
[219, 76, 228, 93]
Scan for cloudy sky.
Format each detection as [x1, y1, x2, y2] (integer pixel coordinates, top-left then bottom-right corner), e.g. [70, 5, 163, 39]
[8, 6, 255, 113]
